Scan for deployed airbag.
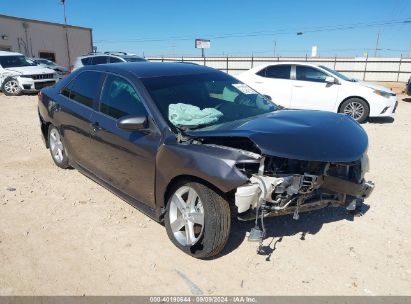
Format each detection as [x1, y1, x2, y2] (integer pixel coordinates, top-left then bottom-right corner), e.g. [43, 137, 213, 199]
[169, 103, 223, 127]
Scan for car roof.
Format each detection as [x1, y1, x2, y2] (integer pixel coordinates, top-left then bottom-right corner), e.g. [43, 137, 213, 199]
[80, 52, 144, 59]
[249, 61, 324, 72]
[84, 62, 216, 78]
[0, 51, 23, 56]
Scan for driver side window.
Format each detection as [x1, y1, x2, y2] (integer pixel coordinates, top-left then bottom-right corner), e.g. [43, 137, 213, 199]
[296, 66, 328, 83]
[100, 74, 147, 119]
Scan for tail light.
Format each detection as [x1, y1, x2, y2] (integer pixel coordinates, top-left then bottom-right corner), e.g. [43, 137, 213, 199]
[37, 91, 43, 101]
[69, 65, 74, 72]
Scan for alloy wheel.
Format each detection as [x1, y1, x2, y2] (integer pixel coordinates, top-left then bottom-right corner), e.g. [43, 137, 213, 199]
[4, 80, 20, 94]
[344, 101, 365, 120]
[168, 186, 205, 246]
[49, 128, 65, 164]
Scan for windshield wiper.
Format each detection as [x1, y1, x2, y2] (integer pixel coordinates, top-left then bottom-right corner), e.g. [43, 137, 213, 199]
[184, 123, 216, 130]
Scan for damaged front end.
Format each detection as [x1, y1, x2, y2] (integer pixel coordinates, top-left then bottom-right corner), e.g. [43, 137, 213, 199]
[235, 154, 374, 221]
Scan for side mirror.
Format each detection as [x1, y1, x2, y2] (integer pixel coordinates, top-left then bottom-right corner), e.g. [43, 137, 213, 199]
[325, 76, 336, 84]
[117, 116, 148, 131]
[263, 94, 272, 101]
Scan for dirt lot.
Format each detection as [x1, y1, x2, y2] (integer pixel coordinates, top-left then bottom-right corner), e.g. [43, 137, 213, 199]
[0, 83, 410, 296]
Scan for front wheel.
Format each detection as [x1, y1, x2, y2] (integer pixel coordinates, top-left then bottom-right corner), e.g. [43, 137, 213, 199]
[164, 182, 231, 258]
[2, 78, 22, 96]
[340, 98, 370, 123]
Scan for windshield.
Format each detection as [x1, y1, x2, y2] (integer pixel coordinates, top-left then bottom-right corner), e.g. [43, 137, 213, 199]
[141, 72, 277, 130]
[123, 57, 146, 62]
[320, 65, 353, 82]
[35, 59, 55, 66]
[0, 55, 36, 68]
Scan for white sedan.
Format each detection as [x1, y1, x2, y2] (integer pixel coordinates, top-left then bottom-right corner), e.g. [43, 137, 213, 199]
[236, 62, 398, 123]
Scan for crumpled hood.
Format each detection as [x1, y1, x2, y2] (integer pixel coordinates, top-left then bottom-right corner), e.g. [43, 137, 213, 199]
[187, 110, 368, 162]
[357, 80, 394, 94]
[4, 66, 55, 75]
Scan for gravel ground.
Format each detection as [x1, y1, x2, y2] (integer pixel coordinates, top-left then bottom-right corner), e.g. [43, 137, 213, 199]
[0, 83, 410, 295]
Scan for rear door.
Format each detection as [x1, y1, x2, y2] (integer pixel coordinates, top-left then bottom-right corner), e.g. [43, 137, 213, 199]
[291, 65, 339, 111]
[88, 73, 160, 207]
[57, 71, 103, 167]
[246, 64, 292, 107]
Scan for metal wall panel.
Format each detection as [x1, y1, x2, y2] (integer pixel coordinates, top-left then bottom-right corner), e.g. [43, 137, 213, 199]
[146, 56, 411, 82]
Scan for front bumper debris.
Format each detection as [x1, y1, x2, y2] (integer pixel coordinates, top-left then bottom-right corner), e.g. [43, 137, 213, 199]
[235, 173, 374, 221]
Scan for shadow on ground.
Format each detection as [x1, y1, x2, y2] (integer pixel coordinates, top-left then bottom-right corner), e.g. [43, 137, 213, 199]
[402, 98, 411, 103]
[367, 117, 395, 124]
[217, 203, 370, 259]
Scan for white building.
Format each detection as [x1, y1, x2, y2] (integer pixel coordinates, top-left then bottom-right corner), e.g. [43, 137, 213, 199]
[0, 14, 93, 68]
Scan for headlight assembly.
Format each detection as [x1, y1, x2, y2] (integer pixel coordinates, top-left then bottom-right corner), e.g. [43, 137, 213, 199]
[373, 89, 392, 98]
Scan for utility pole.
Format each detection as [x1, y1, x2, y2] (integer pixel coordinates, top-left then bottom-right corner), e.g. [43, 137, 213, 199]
[374, 31, 380, 57]
[60, 0, 71, 68]
[273, 40, 276, 57]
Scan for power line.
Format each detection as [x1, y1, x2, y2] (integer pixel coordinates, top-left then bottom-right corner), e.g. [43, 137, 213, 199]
[94, 17, 411, 44]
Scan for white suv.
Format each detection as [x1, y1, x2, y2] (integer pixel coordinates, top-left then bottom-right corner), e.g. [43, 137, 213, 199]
[72, 52, 147, 71]
[0, 51, 57, 96]
[237, 62, 398, 123]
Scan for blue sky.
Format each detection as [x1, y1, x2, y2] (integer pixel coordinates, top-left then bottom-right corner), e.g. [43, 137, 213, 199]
[1, 0, 411, 57]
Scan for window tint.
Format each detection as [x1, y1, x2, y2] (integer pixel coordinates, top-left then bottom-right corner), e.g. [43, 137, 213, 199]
[256, 65, 290, 79]
[39, 52, 56, 62]
[296, 66, 328, 82]
[91, 56, 108, 65]
[100, 74, 147, 119]
[61, 71, 101, 107]
[81, 57, 91, 65]
[109, 56, 123, 63]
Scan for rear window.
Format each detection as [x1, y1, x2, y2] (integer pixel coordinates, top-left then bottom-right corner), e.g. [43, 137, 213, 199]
[91, 56, 108, 65]
[256, 65, 291, 79]
[109, 56, 123, 63]
[80, 57, 91, 65]
[61, 71, 102, 107]
[123, 57, 147, 62]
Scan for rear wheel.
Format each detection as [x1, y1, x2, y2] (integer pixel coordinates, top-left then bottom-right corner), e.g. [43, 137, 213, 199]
[48, 126, 70, 169]
[164, 181, 231, 258]
[2, 78, 22, 96]
[340, 98, 369, 123]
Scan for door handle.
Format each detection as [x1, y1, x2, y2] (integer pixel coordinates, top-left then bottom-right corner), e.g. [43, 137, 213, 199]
[293, 85, 304, 88]
[254, 81, 264, 84]
[90, 122, 102, 133]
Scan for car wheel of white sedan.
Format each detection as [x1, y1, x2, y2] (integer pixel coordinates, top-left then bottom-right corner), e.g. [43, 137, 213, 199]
[340, 98, 370, 123]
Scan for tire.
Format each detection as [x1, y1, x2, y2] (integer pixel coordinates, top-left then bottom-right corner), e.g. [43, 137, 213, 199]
[2, 77, 22, 96]
[339, 98, 370, 123]
[48, 125, 70, 169]
[164, 181, 231, 258]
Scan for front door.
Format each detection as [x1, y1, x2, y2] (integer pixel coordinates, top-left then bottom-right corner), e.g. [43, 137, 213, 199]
[88, 73, 160, 208]
[291, 65, 339, 112]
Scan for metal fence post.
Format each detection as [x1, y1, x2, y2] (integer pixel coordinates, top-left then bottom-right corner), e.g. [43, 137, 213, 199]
[251, 54, 254, 69]
[363, 55, 368, 81]
[333, 56, 337, 70]
[161, 56, 164, 62]
[181, 56, 184, 62]
[397, 55, 402, 82]
[226, 56, 229, 73]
